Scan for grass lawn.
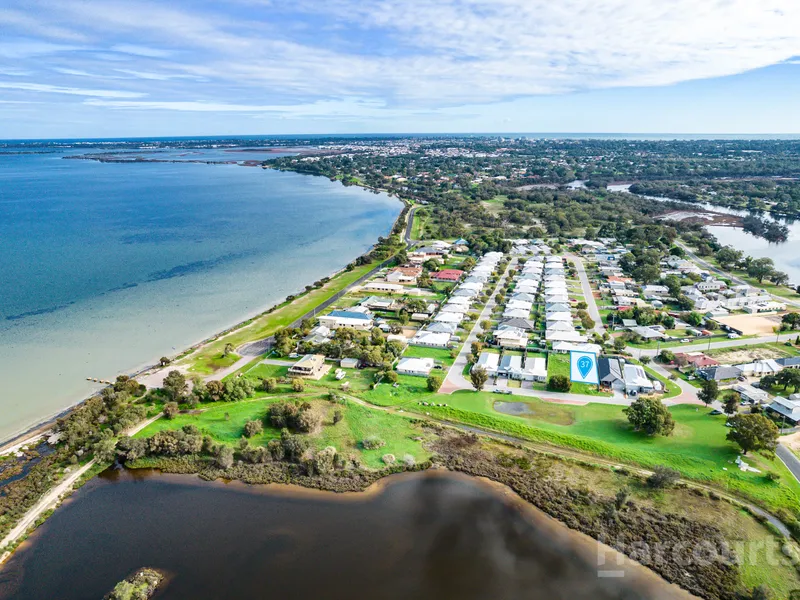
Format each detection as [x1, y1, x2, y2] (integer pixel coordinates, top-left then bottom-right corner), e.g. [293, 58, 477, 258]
[135, 394, 430, 470]
[360, 373, 432, 406]
[316, 400, 431, 468]
[410, 206, 430, 240]
[135, 396, 283, 447]
[184, 261, 381, 374]
[412, 396, 800, 514]
[402, 345, 455, 366]
[243, 363, 289, 380]
[547, 353, 611, 397]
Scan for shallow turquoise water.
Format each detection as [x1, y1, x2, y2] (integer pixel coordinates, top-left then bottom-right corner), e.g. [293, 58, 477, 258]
[0, 150, 400, 440]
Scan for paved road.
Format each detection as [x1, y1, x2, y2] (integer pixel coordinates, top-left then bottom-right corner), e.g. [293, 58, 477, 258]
[0, 412, 162, 554]
[777, 444, 800, 482]
[567, 254, 605, 334]
[441, 258, 515, 393]
[628, 332, 797, 359]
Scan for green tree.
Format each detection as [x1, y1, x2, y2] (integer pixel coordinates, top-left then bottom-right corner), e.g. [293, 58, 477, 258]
[659, 349, 676, 363]
[782, 312, 800, 330]
[291, 377, 305, 392]
[776, 368, 800, 392]
[698, 379, 719, 407]
[715, 246, 743, 270]
[623, 396, 675, 436]
[470, 367, 488, 391]
[162, 370, 187, 402]
[723, 392, 740, 416]
[726, 414, 779, 455]
[427, 374, 443, 392]
[261, 377, 277, 392]
[223, 342, 235, 357]
[746, 257, 775, 283]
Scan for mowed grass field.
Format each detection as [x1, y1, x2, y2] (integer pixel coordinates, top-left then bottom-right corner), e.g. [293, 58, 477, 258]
[401, 391, 800, 514]
[135, 394, 431, 469]
[184, 261, 381, 374]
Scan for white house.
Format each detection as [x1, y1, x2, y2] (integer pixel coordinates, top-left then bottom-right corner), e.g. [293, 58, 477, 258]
[766, 396, 800, 425]
[396, 357, 435, 377]
[473, 352, 499, 377]
[546, 321, 575, 332]
[503, 308, 531, 319]
[425, 322, 458, 334]
[494, 327, 528, 348]
[545, 311, 572, 321]
[440, 303, 468, 314]
[362, 281, 405, 294]
[623, 364, 654, 395]
[410, 331, 452, 348]
[318, 310, 374, 331]
[506, 299, 533, 312]
[546, 330, 588, 343]
[434, 312, 464, 324]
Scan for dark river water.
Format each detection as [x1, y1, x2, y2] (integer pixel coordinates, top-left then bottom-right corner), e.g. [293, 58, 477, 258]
[0, 470, 691, 600]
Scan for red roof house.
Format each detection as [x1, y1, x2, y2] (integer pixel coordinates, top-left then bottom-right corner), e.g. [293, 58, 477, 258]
[433, 269, 464, 282]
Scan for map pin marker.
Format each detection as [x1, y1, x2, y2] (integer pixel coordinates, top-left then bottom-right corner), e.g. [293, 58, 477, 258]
[577, 356, 593, 379]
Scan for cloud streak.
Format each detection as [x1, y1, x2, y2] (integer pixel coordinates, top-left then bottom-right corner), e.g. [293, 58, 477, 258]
[2, 0, 800, 127]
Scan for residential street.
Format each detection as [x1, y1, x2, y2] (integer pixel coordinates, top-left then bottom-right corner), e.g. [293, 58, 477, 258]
[777, 444, 800, 482]
[441, 258, 515, 393]
[567, 253, 605, 333]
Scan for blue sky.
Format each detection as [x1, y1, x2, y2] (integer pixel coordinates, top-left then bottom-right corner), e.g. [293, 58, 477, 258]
[2, 0, 800, 138]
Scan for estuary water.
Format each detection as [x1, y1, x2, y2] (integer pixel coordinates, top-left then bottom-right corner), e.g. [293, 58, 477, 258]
[0, 470, 692, 600]
[0, 149, 401, 442]
[608, 183, 800, 284]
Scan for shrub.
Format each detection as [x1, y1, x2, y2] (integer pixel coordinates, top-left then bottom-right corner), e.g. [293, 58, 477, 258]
[402, 454, 416, 467]
[163, 402, 179, 420]
[244, 420, 263, 438]
[362, 435, 386, 450]
[647, 466, 680, 489]
[312, 446, 337, 475]
[216, 446, 234, 469]
[547, 374, 571, 392]
[261, 377, 277, 392]
[291, 378, 305, 392]
[427, 374, 443, 392]
[382, 453, 396, 465]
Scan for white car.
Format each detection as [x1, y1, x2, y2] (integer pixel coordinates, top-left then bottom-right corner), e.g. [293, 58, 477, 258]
[728, 333, 740, 339]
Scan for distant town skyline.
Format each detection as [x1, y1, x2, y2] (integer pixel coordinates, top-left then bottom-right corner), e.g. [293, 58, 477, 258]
[2, 1, 800, 138]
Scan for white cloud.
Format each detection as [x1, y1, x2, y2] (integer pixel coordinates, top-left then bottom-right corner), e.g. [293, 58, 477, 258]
[110, 44, 171, 58]
[0, 82, 145, 98]
[5, 0, 800, 118]
[83, 97, 424, 119]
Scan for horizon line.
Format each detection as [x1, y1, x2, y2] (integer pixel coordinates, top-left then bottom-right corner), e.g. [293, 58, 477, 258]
[5, 131, 800, 143]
